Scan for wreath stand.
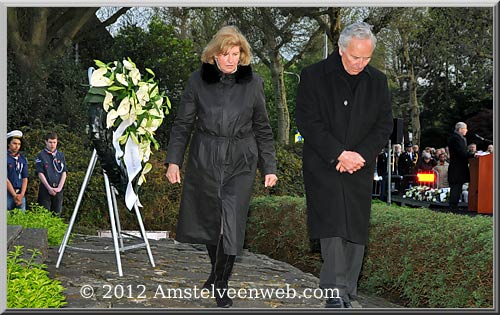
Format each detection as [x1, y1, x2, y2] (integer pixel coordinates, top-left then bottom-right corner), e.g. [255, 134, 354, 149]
[55, 149, 155, 276]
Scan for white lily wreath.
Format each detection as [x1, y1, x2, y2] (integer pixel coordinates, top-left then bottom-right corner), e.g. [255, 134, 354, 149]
[85, 58, 170, 209]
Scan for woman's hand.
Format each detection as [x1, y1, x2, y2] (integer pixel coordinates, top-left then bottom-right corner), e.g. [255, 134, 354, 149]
[264, 174, 278, 187]
[166, 163, 182, 184]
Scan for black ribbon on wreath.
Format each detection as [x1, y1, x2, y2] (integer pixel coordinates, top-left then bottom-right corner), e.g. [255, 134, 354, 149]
[85, 93, 138, 197]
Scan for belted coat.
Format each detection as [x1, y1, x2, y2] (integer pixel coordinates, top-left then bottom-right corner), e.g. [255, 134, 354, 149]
[165, 63, 277, 255]
[296, 50, 393, 245]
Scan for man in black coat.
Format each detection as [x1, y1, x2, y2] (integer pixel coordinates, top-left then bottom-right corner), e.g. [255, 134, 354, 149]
[447, 122, 476, 209]
[296, 22, 393, 308]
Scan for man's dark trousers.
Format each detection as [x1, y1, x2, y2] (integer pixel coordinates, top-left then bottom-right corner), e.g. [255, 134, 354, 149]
[319, 237, 365, 302]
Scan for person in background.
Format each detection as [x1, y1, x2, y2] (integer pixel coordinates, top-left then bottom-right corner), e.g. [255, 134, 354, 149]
[165, 25, 277, 308]
[296, 22, 393, 308]
[412, 144, 420, 166]
[433, 153, 449, 188]
[398, 143, 416, 190]
[7, 130, 28, 211]
[376, 147, 389, 201]
[467, 143, 477, 154]
[447, 122, 476, 209]
[434, 148, 444, 160]
[392, 144, 402, 175]
[391, 143, 403, 193]
[416, 151, 437, 172]
[487, 144, 493, 153]
[35, 132, 67, 216]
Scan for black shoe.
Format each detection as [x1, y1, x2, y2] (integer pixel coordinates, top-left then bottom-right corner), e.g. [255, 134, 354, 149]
[343, 299, 353, 308]
[325, 297, 345, 308]
[215, 281, 233, 308]
[202, 277, 215, 291]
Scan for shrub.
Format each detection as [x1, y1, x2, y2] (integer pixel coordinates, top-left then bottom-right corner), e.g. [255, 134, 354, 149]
[7, 246, 67, 308]
[246, 196, 493, 308]
[246, 196, 321, 274]
[7, 204, 69, 246]
[252, 144, 304, 198]
[15, 126, 307, 236]
[362, 203, 493, 308]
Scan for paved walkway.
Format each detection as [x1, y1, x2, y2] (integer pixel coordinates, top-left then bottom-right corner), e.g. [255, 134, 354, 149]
[46, 234, 403, 309]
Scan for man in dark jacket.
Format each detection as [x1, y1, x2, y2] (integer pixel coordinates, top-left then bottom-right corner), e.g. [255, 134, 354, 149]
[447, 122, 476, 209]
[296, 22, 393, 308]
[35, 132, 67, 216]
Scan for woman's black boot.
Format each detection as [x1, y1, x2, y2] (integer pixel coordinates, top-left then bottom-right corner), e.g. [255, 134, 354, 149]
[213, 236, 236, 308]
[202, 244, 217, 290]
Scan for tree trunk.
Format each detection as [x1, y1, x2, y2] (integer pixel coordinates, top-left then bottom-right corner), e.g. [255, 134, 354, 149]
[269, 55, 290, 144]
[402, 33, 421, 146]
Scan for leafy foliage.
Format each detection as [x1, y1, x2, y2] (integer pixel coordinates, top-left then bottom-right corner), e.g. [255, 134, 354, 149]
[7, 205, 69, 246]
[246, 196, 493, 308]
[7, 246, 67, 308]
[7, 50, 89, 132]
[363, 203, 493, 308]
[109, 16, 199, 147]
[246, 196, 320, 273]
[18, 129, 306, 235]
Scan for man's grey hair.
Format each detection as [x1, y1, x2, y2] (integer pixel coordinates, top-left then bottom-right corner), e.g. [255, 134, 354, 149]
[455, 122, 467, 131]
[338, 22, 377, 52]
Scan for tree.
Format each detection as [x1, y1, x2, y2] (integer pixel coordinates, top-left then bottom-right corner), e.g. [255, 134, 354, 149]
[369, 7, 493, 148]
[110, 16, 200, 146]
[418, 7, 493, 146]
[7, 7, 130, 79]
[230, 8, 323, 144]
[7, 7, 131, 130]
[368, 8, 428, 146]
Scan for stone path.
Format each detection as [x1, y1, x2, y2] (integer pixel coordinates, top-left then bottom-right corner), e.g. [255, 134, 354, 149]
[46, 234, 403, 309]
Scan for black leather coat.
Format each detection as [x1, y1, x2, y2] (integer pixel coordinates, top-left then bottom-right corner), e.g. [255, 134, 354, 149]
[166, 63, 276, 255]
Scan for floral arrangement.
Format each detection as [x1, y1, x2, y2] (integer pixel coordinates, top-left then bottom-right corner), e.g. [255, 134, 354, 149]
[86, 58, 170, 209]
[403, 185, 450, 203]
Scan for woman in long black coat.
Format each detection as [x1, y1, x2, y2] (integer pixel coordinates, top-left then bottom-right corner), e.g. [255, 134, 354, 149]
[165, 26, 277, 307]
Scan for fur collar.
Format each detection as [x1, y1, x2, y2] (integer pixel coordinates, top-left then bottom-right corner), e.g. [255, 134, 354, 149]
[201, 63, 253, 84]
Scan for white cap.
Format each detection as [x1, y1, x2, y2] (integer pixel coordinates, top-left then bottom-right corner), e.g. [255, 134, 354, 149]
[7, 130, 23, 139]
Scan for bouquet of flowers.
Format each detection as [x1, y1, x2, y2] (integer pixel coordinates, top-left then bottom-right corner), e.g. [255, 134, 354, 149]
[403, 185, 450, 203]
[84, 58, 170, 209]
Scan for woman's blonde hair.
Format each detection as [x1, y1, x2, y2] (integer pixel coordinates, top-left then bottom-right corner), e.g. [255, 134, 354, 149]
[201, 25, 252, 66]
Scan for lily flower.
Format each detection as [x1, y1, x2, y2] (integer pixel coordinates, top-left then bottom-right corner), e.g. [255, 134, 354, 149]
[106, 109, 119, 128]
[116, 73, 128, 87]
[103, 91, 113, 112]
[130, 68, 141, 85]
[136, 84, 150, 106]
[116, 97, 131, 119]
[123, 59, 136, 71]
[91, 68, 112, 87]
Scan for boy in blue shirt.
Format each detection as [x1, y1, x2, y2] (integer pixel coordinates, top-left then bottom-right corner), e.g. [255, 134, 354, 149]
[35, 132, 67, 216]
[7, 130, 29, 211]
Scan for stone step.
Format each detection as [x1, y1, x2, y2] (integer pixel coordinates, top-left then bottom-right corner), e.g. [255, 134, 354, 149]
[7, 225, 23, 249]
[7, 225, 48, 264]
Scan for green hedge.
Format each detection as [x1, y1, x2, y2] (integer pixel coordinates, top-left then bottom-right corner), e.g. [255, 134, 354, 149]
[16, 124, 305, 235]
[7, 205, 69, 246]
[7, 246, 67, 308]
[246, 196, 493, 308]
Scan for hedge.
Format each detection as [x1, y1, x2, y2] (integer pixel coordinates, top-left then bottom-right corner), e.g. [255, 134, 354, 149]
[7, 205, 69, 246]
[7, 246, 67, 308]
[245, 196, 493, 308]
[16, 124, 305, 235]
